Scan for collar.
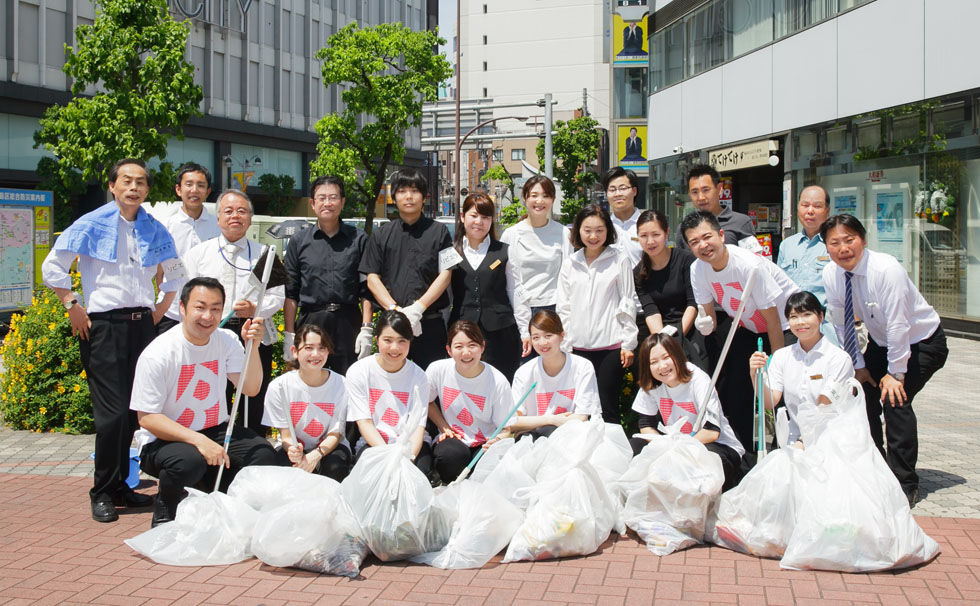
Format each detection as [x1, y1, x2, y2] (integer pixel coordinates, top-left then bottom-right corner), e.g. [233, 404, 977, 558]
[219, 234, 249, 250]
[572, 245, 616, 267]
[800, 230, 823, 245]
[849, 249, 870, 277]
[465, 235, 491, 254]
[397, 215, 429, 232]
[717, 205, 733, 221]
[178, 206, 212, 224]
[314, 222, 349, 240]
[612, 207, 641, 229]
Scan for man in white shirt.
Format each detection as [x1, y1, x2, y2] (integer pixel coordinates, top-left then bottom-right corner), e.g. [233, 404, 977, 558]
[602, 166, 643, 268]
[183, 190, 285, 434]
[42, 158, 180, 523]
[682, 210, 799, 452]
[157, 163, 220, 334]
[132, 276, 278, 527]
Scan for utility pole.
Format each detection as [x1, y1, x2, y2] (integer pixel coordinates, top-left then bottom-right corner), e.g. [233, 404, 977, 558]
[582, 88, 589, 117]
[543, 92, 553, 179]
[454, 0, 461, 214]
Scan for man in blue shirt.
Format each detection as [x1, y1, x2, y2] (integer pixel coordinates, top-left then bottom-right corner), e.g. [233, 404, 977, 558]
[777, 185, 837, 344]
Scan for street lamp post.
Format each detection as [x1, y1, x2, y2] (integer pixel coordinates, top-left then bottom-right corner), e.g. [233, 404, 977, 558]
[224, 154, 262, 190]
[454, 116, 526, 214]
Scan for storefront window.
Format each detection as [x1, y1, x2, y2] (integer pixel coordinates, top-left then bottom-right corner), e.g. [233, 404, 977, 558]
[614, 68, 648, 118]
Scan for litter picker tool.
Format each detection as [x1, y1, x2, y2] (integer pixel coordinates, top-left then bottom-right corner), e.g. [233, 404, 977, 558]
[691, 267, 759, 434]
[218, 247, 291, 329]
[755, 337, 767, 460]
[448, 381, 538, 487]
[214, 245, 278, 492]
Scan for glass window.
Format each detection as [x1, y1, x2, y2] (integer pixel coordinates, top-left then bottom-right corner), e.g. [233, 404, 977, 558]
[687, 0, 727, 77]
[492, 149, 503, 162]
[45, 8, 67, 69]
[774, 0, 836, 39]
[19, 2, 39, 63]
[650, 21, 685, 91]
[614, 68, 648, 118]
[511, 149, 526, 161]
[932, 101, 969, 140]
[855, 118, 882, 151]
[826, 125, 849, 153]
[892, 113, 921, 146]
[729, 0, 773, 59]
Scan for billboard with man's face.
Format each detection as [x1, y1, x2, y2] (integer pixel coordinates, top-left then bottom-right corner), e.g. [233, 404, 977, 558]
[613, 13, 648, 66]
[618, 125, 647, 169]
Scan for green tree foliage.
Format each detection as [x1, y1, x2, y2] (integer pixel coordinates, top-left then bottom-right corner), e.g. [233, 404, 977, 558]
[33, 0, 202, 193]
[257, 173, 298, 216]
[146, 161, 178, 203]
[310, 22, 452, 233]
[35, 157, 86, 231]
[483, 164, 513, 187]
[536, 115, 602, 223]
[498, 201, 525, 228]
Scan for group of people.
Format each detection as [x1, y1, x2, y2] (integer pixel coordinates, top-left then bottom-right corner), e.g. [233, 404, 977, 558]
[43, 157, 947, 530]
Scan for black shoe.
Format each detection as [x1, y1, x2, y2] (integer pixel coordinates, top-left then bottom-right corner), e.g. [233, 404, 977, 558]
[92, 500, 119, 523]
[150, 498, 173, 528]
[906, 488, 920, 508]
[113, 487, 154, 508]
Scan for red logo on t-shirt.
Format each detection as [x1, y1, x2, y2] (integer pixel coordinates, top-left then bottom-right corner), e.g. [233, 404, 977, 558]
[442, 386, 461, 410]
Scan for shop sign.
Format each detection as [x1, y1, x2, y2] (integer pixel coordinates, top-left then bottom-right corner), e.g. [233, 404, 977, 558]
[719, 176, 733, 208]
[709, 140, 777, 172]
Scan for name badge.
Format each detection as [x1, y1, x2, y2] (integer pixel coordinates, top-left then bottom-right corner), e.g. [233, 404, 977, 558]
[162, 258, 186, 281]
[438, 247, 463, 272]
[631, 236, 639, 242]
[489, 259, 501, 270]
[817, 255, 830, 261]
[809, 374, 823, 381]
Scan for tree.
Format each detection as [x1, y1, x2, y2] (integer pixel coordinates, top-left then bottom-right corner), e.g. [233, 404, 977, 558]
[33, 0, 202, 194]
[310, 23, 452, 234]
[146, 162, 178, 204]
[536, 115, 602, 223]
[257, 173, 298, 216]
[483, 164, 514, 204]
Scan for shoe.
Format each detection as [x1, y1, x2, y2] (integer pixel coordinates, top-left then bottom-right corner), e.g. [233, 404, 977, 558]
[113, 488, 154, 508]
[906, 488, 920, 508]
[92, 500, 119, 523]
[150, 498, 173, 528]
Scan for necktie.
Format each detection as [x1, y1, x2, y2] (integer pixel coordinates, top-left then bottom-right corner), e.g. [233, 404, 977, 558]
[222, 242, 240, 318]
[843, 271, 859, 365]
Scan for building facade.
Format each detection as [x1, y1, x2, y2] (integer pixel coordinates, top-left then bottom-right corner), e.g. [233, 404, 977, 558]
[646, 0, 980, 333]
[1, 0, 437, 211]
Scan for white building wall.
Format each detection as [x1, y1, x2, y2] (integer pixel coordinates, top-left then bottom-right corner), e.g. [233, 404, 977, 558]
[648, 0, 980, 161]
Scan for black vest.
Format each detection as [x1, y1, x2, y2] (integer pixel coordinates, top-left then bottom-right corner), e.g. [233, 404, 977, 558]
[449, 240, 516, 332]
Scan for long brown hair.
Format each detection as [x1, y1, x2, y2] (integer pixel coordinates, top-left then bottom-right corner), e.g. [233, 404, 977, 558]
[453, 192, 498, 254]
[287, 323, 334, 371]
[635, 210, 670, 283]
[637, 333, 692, 391]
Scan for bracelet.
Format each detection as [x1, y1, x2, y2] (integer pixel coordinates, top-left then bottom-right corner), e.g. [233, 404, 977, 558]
[316, 444, 328, 456]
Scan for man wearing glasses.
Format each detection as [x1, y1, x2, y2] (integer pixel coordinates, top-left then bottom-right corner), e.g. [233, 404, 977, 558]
[676, 164, 757, 251]
[602, 166, 643, 267]
[283, 176, 373, 375]
[182, 189, 285, 434]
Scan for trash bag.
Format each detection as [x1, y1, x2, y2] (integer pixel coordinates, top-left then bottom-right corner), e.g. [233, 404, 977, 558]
[229, 466, 341, 512]
[780, 379, 940, 572]
[616, 425, 724, 556]
[503, 418, 618, 562]
[589, 422, 634, 488]
[480, 435, 537, 508]
[706, 447, 800, 558]
[293, 503, 370, 578]
[469, 437, 514, 483]
[125, 488, 258, 566]
[340, 401, 450, 561]
[411, 480, 524, 569]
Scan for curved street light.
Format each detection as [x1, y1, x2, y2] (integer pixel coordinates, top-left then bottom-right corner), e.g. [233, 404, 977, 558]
[454, 116, 527, 213]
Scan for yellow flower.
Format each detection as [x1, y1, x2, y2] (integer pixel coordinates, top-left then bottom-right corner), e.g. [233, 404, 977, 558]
[57, 384, 65, 394]
[278, 323, 285, 332]
[271, 361, 278, 370]
[61, 360, 68, 368]
[43, 298, 49, 305]
[80, 370, 86, 379]
[73, 384, 81, 393]
[26, 364, 33, 371]
[39, 407, 47, 415]
[45, 369, 51, 375]
[64, 312, 69, 318]
[48, 323, 56, 331]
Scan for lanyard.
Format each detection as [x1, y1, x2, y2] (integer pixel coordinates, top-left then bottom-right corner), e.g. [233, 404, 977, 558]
[218, 240, 252, 271]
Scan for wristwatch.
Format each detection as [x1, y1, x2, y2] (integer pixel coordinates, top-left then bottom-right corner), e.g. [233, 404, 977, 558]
[63, 293, 79, 310]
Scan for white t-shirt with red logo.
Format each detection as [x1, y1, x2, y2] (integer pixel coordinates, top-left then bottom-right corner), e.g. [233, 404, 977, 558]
[511, 353, 600, 418]
[262, 370, 349, 452]
[631, 363, 744, 455]
[345, 355, 429, 451]
[426, 359, 513, 447]
[690, 244, 799, 333]
[131, 326, 244, 452]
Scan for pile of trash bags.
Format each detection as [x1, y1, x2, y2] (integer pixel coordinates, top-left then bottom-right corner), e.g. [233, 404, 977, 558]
[126, 381, 940, 575]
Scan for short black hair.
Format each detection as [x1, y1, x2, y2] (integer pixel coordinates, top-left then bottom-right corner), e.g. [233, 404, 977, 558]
[784, 291, 824, 318]
[680, 210, 721, 243]
[686, 164, 721, 187]
[570, 204, 617, 250]
[175, 163, 212, 189]
[310, 175, 345, 200]
[180, 276, 225, 307]
[374, 309, 414, 341]
[601, 166, 638, 190]
[108, 158, 152, 188]
[390, 168, 428, 199]
[819, 213, 866, 242]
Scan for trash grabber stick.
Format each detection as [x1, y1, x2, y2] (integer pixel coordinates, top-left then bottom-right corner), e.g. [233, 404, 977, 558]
[756, 337, 766, 460]
[448, 380, 538, 487]
[214, 245, 277, 492]
[692, 267, 759, 434]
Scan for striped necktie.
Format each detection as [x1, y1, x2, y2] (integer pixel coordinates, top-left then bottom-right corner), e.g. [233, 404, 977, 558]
[843, 271, 859, 365]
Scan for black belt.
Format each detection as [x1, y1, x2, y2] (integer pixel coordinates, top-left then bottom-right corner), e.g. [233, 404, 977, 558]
[303, 302, 357, 313]
[88, 307, 151, 322]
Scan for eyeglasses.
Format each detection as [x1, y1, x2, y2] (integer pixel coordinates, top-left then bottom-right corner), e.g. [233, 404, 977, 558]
[606, 185, 634, 194]
[314, 195, 342, 203]
[221, 208, 250, 217]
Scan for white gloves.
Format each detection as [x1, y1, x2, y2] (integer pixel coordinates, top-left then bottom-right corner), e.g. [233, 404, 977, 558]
[400, 301, 425, 337]
[695, 306, 715, 336]
[354, 325, 374, 359]
[659, 325, 679, 337]
[282, 331, 295, 362]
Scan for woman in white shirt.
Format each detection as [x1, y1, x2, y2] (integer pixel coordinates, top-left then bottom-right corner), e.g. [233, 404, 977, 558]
[345, 310, 432, 478]
[499, 176, 571, 358]
[510, 310, 601, 440]
[631, 333, 745, 490]
[426, 320, 514, 484]
[263, 324, 350, 481]
[748, 291, 854, 450]
[449, 193, 522, 380]
[557, 204, 637, 425]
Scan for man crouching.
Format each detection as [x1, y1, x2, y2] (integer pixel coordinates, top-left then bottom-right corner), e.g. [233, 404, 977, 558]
[131, 276, 277, 527]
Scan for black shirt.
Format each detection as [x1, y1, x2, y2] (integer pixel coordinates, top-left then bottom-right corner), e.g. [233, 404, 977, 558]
[634, 247, 696, 328]
[359, 216, 453, 312]
[676, 205, 756, 249]
[284, 222, 367, 305]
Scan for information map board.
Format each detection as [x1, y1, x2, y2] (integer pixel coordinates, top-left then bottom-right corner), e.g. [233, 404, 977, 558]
[0, 189, 54, 313]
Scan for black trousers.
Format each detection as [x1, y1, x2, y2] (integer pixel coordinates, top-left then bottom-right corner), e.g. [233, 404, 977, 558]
[80, 309, 156, 503]
[154, 316, 179, 337]
[575, 348, 626, 425]
[273, 443, 352, 483]
[140, 422, 278, 520]
[432, 438, 481, 484]
[861, 326, 948, 492]
[627, 437, 743, 491]
[480, 322, 522, 382]
[297, 305, 360, 375]
[224, 318, 273, 436]
[409, 316, 448, 371]
[709, 322, 772, 453]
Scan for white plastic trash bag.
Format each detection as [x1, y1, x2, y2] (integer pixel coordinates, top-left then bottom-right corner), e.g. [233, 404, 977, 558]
[229, 466, 341, 512]
[411, 480, 524, 569]
[125, 488, 258, 566]
[780, 379, 940, 572]
[707, 447, 800, 558]
[589, 422, 634, 488]
[469, 437, 514, 483]
[616, 426, 724, 556]
[480, 435, 537, 508]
